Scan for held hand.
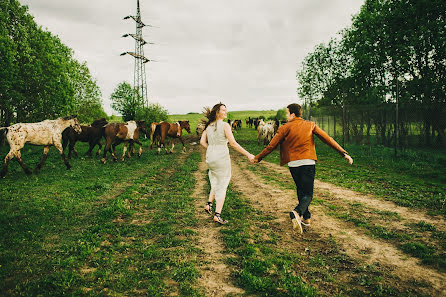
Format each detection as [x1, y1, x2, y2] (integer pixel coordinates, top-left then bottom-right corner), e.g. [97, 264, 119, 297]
[247, 153, 255, 164]
[344, 154, 353, 165]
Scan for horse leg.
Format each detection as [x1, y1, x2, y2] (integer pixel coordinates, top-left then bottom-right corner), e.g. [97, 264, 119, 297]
[134, 140, 143, 157]
[127, 140, 135, 159]
[16, 150, 32, 175]
[35, 146, 50, 173]
[131, 141, 136, 156]
[68, 140, 76, 159]
[121, 141, 128, 161]
[95, 140, 102, 156]
[158, 134, 164, 155]
[111, 140, 120, 162]
[179, 137, 186, 153]
[101, 138, 112, 164]
[62, 136, 68, 156]
[55, 142, 72, 170]
[170, 139, 175, 154]
[71, 140, 78, 157]
[85, 140, 94, 157]
[1, 150, 15, 178]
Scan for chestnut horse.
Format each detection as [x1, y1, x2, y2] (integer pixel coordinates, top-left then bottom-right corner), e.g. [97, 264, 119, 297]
[0, 115, 81, 178]
[62, 118, 108, 158]
[100, 120, 147, 164]
[153, 121, 191, 154]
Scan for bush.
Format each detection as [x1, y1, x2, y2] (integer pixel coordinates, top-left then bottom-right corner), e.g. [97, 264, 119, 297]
[76, 101, 108, 124]
[136, 103, 169, 125]
[275, 108, 286, 121]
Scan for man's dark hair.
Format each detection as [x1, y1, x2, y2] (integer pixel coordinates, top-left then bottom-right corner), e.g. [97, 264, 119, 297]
[287, 103, 302, 117]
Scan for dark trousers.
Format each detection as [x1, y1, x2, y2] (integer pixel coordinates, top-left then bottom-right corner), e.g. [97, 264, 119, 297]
[289, 165, 315, 220]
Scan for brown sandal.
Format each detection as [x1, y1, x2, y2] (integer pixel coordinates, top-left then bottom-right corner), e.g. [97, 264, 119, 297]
[213, 213, 227, 225]
[204, 202, 213, 215]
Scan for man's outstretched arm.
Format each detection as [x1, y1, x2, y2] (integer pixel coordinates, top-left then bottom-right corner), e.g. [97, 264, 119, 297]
[313, 125, 353, 164]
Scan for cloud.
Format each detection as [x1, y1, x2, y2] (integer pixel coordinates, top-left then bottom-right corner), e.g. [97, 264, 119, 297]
[21, 0, 363, 114]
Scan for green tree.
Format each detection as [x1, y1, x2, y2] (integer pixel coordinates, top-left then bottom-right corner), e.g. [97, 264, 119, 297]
[110, 82, 143, 121]
[0, 0, 104, 126]
[136, 103, 168, 125]
[68, 60, 106, 123]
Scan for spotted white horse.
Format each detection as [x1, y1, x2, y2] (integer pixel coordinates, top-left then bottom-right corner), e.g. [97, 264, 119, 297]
[0, 115, 82, 178]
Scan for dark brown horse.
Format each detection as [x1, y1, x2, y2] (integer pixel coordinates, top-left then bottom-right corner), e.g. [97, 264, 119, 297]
[153, 121, 191, 154]
[100, 120, 147, 164]
[62, 118, 108, 158]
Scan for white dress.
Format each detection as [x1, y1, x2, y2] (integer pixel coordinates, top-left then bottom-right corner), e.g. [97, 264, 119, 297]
[205, 120, 231, 201]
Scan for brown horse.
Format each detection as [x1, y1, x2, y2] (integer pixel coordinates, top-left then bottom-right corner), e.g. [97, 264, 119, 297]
[153, 121, 191, 154]
[0, 115, 81, 177]
[62, 118, 108, 158]
[100, 120, 147, 164]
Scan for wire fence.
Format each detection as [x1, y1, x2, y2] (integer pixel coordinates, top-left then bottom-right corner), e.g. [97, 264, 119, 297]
[303, 103, 446, 152]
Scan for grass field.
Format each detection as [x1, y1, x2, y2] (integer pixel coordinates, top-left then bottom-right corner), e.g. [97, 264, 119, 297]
[0, 113, 445, 296]
[169, 110, 277, 133]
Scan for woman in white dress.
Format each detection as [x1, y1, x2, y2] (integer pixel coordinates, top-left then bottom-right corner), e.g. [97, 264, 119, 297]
[200, 103, 255, 224]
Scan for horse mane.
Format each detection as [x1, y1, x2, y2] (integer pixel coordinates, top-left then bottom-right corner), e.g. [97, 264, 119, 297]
[62, 115, 77, 121]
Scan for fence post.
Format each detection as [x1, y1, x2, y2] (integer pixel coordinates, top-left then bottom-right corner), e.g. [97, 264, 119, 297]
[395, 78, 398, 157]
[328, 114, 330, 135]
[342, 100, 345, 147]
[334, 114, 336, 139]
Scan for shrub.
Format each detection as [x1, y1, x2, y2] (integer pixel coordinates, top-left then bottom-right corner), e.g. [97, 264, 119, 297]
[136, 103, 169, 125]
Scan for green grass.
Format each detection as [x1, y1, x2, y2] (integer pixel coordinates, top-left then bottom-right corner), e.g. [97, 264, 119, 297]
[236, 145, 446, 272]
[217, 184, 318, 297]
[231, 127, 446, 217]
[216, 182, 417, 296]
[0, 140, 204, 296]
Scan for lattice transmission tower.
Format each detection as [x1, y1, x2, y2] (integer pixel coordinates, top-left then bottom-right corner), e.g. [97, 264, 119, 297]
[120, 0, 156, 108]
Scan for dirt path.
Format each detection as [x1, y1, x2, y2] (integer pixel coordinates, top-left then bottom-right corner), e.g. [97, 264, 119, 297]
[192, 147, 245, 297]
[261, 160, 446, 231]
[229, 154, 446, 296]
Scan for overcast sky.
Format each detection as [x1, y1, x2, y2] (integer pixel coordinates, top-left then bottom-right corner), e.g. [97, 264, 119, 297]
[20, 0, 364, 115]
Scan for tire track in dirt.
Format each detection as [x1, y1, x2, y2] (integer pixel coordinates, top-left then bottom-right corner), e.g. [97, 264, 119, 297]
[261, 160, 446, 231]
[192, 146, 245, 297]
[230, 154, 446, 296]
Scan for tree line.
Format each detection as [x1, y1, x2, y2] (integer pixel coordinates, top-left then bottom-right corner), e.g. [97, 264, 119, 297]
[297, 0, 446, 147]
[0, 0, 107, 126]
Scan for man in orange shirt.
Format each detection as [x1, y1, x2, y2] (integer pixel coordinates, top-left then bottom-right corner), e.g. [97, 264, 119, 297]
[253, 103, 353, 234]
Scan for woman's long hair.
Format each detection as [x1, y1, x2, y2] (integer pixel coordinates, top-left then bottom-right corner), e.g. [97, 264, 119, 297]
[203, 103, 225, 130]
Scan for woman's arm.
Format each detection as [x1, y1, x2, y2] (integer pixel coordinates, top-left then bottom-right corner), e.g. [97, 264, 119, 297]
[223, 123, 254, 159]
[200, 130, 208, 149]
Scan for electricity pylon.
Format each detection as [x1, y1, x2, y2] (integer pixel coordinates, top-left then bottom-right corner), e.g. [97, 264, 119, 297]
[121, 0, 156, 108]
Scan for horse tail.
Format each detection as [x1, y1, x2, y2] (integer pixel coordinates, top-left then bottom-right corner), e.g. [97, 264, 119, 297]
[154, 123, 161, 139]
[0, 127, 8, 146]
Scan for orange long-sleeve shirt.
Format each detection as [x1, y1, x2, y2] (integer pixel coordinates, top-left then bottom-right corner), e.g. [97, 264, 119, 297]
[255, 117, 348, 166]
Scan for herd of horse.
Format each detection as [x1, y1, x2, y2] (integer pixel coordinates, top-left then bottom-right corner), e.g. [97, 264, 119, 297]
[0, 114, 284, 178]
[0, 116, 191, 178]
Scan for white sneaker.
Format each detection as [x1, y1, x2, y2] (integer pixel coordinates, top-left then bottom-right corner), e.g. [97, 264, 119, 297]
[290, 211, 303, 234]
